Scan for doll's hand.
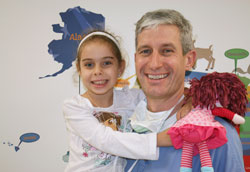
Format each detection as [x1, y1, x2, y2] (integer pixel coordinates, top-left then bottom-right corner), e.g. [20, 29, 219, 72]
[177, 97, 192, 120]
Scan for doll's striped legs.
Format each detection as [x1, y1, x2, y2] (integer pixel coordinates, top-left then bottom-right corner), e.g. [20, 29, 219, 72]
[197, 141, 214, 172]
[180, 140, 194, 172]
[180, 140, 214, 172]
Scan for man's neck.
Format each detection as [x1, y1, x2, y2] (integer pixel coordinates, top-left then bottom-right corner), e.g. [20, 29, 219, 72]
[146, 90, 184, 113]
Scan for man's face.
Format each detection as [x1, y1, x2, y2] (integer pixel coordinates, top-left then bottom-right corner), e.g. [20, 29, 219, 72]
[135, 24, 194, 104]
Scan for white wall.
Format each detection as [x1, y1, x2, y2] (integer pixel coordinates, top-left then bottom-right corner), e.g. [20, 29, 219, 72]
[0, 0, 249, 171]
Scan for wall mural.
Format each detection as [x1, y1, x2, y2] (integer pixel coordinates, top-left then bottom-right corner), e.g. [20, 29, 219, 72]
[39, 6, 105, 79]
[36, 5, 250, 170]
[192, 40, 215, 71]
[3, 132, 40, 152]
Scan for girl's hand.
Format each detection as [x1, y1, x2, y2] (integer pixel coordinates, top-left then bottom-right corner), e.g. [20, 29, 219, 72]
[157, 128, 173, 147]
[177, 97, 192, 120]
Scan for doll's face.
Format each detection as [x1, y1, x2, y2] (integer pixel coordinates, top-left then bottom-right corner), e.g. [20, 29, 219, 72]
[103, 118, 118, 131]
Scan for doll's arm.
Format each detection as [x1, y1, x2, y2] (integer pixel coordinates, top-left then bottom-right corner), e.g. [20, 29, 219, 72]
[212, 107, 245, 124]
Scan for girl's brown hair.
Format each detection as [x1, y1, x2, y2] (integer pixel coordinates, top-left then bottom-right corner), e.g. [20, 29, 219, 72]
[76, 30, 123, 72]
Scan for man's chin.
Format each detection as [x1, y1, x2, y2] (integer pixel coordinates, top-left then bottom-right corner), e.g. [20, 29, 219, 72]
[143, 88, 166, 99]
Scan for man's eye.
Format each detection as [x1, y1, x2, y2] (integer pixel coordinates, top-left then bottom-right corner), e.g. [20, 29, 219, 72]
[139, 49, 152, 56]
[142, 49, 151, 54]
[162, 49, 173, 55]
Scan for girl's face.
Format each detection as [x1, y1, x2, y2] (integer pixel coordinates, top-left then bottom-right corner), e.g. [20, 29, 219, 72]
[79, 41, 124, 97]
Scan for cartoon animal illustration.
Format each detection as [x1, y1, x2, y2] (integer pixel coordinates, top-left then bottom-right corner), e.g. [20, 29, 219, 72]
[192, 40, 215, 71]
[232, 64, 250, 75]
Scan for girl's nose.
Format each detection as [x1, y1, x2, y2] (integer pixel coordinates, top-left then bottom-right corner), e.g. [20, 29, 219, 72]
[93, 65, 102, 76]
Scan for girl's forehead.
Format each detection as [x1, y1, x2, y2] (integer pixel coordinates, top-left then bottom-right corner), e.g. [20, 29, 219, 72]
[81, 40, 113, 53]
[80, 42, 116, 58]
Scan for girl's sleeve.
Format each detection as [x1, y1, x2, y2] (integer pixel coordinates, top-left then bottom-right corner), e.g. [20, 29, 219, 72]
[63, 98, 158, 160]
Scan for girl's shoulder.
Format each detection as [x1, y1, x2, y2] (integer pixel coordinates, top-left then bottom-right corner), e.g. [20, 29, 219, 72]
[63, 95, 90, 106]
[63, 95, 93, 117]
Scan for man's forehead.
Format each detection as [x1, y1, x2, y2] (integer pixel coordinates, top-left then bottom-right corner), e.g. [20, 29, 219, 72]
[137, 25, 180, 43]
[137, 31, 180, 51]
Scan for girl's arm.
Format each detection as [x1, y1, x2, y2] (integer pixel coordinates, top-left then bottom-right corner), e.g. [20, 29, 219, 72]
[157, 128, 172, 146]
[64, 99, 165, 160]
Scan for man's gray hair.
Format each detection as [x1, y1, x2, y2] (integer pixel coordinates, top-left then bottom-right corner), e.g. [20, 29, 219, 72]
[135, 9, 193, 55]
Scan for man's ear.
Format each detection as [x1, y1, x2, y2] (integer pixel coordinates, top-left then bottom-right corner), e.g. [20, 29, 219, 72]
[185, 50, 196, 71]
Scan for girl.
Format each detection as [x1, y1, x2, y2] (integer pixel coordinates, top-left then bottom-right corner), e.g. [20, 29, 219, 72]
[63, 30, 188, 172]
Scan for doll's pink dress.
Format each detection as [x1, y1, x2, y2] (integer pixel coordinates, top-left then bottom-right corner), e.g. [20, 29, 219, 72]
[168, 107, 228, 155]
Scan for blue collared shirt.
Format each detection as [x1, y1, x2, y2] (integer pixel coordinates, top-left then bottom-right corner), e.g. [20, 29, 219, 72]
[125, 117, 245, 172]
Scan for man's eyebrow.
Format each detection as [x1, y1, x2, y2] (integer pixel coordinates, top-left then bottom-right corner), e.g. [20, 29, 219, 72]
[137, 45, 150, 51]
[162, 43, 176, 49]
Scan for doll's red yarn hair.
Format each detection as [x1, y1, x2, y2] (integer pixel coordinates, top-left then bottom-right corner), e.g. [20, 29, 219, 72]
[189, 72, 248, 117]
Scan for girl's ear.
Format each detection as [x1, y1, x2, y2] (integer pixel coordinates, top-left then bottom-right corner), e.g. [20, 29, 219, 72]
[76, 59, 81, 74]
[185, 50, 196, 71]
[118, 60, 126, 77]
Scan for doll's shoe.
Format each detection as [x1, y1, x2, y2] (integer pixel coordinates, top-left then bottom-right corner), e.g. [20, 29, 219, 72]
[180, 167, 192, 172]
[201, 167, 214, 172]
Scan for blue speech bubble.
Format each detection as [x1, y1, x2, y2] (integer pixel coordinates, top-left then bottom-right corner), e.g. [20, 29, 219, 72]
[15, 133, 40, 152]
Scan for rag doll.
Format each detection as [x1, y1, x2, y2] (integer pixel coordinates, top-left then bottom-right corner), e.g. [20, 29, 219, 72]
[168, 72, 248, 172]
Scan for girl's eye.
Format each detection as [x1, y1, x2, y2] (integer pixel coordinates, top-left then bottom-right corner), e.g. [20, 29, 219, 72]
[84, 63, 94, 68]
[103, 61, 112, 66]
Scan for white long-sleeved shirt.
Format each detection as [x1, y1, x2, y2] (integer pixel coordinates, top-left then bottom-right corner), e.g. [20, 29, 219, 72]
[63, 87, 158, 172]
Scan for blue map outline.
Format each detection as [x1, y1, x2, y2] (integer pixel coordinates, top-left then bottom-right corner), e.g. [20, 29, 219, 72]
[39, 6, 105, 79]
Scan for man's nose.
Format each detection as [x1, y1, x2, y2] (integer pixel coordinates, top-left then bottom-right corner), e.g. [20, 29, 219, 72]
[149, 52, 162, 70]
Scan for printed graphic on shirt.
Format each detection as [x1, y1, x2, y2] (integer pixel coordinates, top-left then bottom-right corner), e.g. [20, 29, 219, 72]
[81, 143, 113, 167]
[75, 111, 122, 167]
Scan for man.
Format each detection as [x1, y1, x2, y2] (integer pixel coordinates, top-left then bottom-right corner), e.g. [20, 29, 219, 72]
[125, 9, 244, 172]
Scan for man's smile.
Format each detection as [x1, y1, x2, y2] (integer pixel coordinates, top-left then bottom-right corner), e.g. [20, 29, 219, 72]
[147, 74, 169, 80]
